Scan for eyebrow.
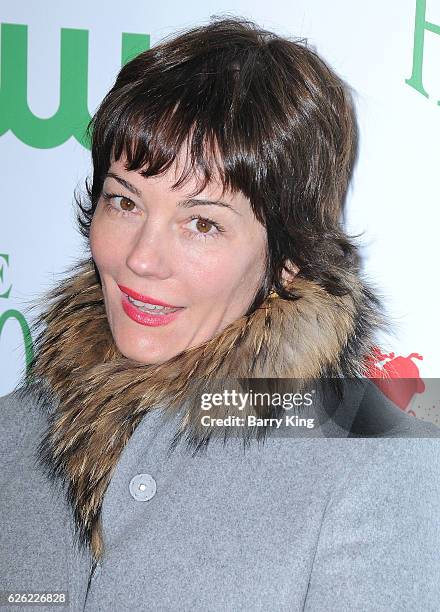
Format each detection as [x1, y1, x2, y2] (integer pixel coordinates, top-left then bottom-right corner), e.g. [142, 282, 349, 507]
[177, 198, 241, 216]
[105, 172, 142, 197]
[104, 172, 241, 216]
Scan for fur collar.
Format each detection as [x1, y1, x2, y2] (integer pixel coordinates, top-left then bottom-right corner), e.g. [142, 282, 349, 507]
[20, 256, 385, 562]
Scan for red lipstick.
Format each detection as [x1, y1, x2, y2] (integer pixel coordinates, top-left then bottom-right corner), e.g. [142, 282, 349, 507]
[118, 285, 184, 327]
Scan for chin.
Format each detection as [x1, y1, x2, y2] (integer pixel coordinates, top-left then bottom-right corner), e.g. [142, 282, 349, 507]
[113, 332, 178, 365]
[120, 348, 172, 365]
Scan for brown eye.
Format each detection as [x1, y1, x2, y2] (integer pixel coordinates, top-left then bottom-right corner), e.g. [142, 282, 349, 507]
[120, 197, 135, 211]
[185, 215, 224, 240]
[195, 218, 213, 233]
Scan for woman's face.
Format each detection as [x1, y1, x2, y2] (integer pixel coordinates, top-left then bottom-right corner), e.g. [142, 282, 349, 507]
[89, 153, 268, 365]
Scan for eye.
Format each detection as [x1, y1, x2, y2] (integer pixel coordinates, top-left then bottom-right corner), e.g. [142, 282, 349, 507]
[186, 215, 225, 240]
[101, 192, 140, 217]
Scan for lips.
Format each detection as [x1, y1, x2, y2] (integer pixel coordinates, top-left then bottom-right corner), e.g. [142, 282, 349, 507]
[118, 284, 181, 308]
[118, 285, 184, 327]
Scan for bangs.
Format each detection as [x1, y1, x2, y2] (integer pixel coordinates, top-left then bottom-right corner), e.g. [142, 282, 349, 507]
[110, 103, 230, 200]
[89, 41, 285, 212]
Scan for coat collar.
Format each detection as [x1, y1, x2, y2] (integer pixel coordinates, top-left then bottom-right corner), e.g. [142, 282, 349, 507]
[20, 255, 385, 562]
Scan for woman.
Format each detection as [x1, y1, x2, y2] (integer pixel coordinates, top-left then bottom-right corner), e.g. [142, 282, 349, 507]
[1, 16, 439, 612]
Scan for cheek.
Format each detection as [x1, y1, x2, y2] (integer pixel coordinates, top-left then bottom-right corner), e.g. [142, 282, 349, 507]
[180, 243, 265, 300]
[89, 214, 124, 272]
[178, 250, 225, 297]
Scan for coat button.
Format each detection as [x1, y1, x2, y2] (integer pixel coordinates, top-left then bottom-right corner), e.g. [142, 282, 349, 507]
[129, 473, 157, 501]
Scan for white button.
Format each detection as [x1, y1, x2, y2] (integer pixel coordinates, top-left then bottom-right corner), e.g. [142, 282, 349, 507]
[129, 473, 157, 501]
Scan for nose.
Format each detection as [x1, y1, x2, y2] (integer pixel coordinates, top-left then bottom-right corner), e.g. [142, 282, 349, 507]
[125, 218, 172, 280]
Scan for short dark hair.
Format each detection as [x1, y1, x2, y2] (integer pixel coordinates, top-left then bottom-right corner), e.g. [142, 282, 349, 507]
[77, 15, 362, 314]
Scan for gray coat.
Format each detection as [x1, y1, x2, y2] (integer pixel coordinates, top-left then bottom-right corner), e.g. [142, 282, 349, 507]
[1, 381, 440, 612]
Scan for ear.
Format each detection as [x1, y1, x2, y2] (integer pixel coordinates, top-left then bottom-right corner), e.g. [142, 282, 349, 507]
[281, 260, 300, 284]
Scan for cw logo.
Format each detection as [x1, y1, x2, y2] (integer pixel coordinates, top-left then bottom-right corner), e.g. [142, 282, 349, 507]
[0, 23, 150, 149]
[0, 254, 34, 374]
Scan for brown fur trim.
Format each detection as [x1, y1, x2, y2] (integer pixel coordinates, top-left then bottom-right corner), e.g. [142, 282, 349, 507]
[19, 256, 385, 562]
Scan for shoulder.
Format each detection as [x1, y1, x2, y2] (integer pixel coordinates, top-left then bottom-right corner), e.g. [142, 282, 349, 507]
[347, 377, 440, 438]
[334, 386, 440, 514]
[0, 385, 52, 465]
